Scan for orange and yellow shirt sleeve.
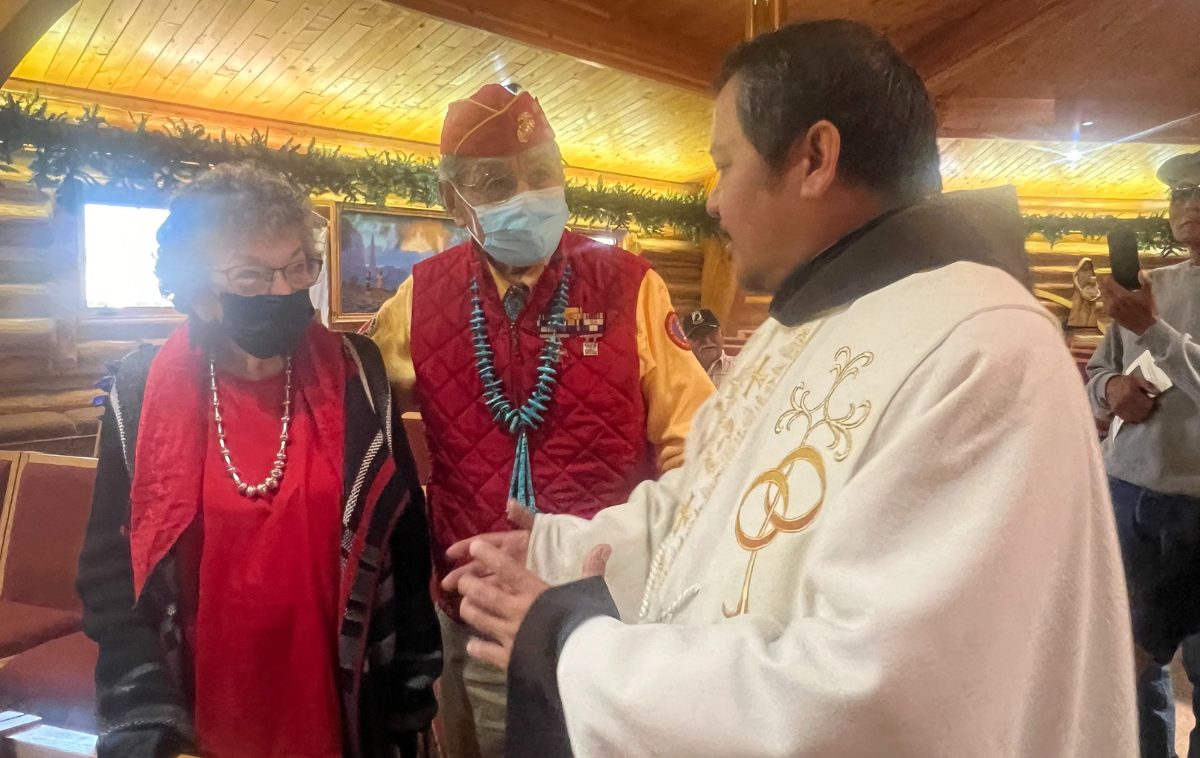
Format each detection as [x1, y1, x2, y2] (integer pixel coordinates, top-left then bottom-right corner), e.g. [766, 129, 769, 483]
[635, 269, 714, 473]
[369, 275, 417, 411]
[370, 268, 715, 471]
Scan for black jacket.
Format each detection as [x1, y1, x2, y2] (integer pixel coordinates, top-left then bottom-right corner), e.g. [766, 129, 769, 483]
[76, 332, 441, 758]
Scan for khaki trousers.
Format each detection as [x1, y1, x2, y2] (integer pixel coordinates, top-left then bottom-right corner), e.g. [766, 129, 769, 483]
[437, 609, 508, 758]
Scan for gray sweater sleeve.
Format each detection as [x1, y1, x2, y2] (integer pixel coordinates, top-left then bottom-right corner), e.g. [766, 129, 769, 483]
[1141, 319, 1200, 408]
[1085, 326, 1123, 420]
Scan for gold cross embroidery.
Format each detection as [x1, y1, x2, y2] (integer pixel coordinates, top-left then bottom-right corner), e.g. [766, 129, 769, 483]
[742, 355, 771, 399]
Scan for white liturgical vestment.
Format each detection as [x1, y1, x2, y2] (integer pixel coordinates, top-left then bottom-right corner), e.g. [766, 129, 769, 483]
[528, 261, 1137, 758]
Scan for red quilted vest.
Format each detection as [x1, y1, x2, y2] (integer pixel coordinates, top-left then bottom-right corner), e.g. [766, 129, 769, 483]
[411, 232, 655, 584]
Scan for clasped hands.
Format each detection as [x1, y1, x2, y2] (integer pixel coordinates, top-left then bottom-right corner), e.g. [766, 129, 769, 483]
[1101, 272, 1161, 424]
[441, 499, 611, 669]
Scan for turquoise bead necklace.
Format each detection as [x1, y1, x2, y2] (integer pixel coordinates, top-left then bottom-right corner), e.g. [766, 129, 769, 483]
[469, 266, 572, 513]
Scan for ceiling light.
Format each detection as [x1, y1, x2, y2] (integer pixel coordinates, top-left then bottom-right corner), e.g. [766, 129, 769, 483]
[1066, 149, 1084, 162]
[1082, 121, 1094, 126]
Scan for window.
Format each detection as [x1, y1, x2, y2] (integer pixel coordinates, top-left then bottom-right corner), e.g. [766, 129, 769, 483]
[83, 203, 171, 309]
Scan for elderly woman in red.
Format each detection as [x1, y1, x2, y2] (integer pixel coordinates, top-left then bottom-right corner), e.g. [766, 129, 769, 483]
[76, 163, 441, 758]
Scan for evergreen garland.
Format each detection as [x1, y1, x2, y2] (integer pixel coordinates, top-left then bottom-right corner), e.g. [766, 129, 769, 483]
[0, 91, 1184, 251]
[1024, 213, 1181, 255]
[0, 92, 715, 238]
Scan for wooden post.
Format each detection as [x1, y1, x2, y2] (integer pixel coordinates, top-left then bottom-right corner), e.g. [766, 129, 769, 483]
[746, 0, 788, 40]
[700, 237, 743, 335]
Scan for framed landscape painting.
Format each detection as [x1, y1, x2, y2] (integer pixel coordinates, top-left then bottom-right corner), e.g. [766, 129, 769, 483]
[331, 204, 470, 326]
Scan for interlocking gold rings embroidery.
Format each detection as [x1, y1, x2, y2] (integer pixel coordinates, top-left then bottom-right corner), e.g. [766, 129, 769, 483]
[723, 444, 825, 617]
[723, 346, 873, 618]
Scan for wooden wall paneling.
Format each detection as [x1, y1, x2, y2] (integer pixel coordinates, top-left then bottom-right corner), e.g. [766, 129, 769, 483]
[104, 0, 199, 94]
[263, 3, 397, 117]
[125, 0, 228, 97]
[320, 17, 457, 125]
[347, 24, 488, 130]
[191, 0, 307, 105]
[273, 10, 416, 121]
[700, 237, 740, 332]
[206, 0, 327, 110]
[228, 0, 370, 112]
[157, 0, 266, 100]
[85, 0, 170, 91]
[279, 12, 434, 123]
[42, 0, 112, 84]
[307, 19, 455, 125]
[348, 28, 484, 132]
[364, 28, 500, 133]
[63, 0, 145, 90]
[385, 36, 545, 132]
[5, 1, 80, 83]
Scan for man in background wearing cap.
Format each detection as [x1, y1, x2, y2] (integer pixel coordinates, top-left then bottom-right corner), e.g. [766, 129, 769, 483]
[1088, 151, 1200, 758]
[370, 83, 713, 758]
[684, 309, 735, 387]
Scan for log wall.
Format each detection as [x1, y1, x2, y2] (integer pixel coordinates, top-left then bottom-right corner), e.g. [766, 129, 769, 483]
[0, 180, 180, 455]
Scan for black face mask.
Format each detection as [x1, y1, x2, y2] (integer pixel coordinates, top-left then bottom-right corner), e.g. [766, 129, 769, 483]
[218, 290, 315, 359]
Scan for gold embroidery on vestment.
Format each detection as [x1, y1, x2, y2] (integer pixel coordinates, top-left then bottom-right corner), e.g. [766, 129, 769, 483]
[723, 346, 874, 617]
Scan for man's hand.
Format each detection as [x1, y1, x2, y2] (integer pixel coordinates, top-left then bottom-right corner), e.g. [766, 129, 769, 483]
[457, 540, 611, 670]
[442, 500, 534, 592]
[1106, 374, 1159, 424]
[1101, 272, 1158, 336]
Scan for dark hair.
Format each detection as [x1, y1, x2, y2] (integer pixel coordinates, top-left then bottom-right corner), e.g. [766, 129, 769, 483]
[715, 20, 942, 201]
[155, 162, 317, 311]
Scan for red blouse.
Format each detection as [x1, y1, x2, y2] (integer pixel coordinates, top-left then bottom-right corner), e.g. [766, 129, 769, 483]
[182, 366, 345, 758]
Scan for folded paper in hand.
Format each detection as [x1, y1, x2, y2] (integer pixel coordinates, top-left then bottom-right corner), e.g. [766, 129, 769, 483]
[1110, 351, 1173, 439]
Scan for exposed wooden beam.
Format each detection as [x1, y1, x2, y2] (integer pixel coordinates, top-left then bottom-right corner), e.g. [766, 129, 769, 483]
[0, 0, 76, 85]
[906, 0, 1072, 94]
[938, 96, 1200, 144]
[376, 0, 718, 94]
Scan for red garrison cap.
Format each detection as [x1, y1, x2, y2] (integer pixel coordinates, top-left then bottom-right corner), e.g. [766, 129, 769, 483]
[440, 84, 556, 158]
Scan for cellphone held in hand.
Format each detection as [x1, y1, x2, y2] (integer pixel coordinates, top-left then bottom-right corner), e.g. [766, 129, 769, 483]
[1108, 229, 1141, 291]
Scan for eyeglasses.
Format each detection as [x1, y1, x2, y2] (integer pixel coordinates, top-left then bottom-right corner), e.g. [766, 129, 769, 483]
[456, 156, 567, 205]
[1171, 185, 1200, 204]
[214, 258, 323, 297]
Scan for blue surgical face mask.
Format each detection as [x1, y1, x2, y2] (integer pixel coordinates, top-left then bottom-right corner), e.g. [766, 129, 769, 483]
[460, 186, 570, 267]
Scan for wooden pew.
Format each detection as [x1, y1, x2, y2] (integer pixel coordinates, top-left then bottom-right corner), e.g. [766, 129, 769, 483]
[0, 454, 96, 659]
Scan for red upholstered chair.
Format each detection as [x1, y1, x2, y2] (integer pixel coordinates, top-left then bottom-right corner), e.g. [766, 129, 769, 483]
[0, 632, 98, 732]
[0, 453, 98, 659]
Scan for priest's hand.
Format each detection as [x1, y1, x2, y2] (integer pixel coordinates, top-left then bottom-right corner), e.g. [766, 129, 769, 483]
[1106, 374, 1159, 424]
[1102, 272, 1158, 336]
[457, 540, 611, 669]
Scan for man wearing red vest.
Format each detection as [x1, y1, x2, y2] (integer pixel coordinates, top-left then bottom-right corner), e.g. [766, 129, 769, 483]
[371, 83, 713, 758]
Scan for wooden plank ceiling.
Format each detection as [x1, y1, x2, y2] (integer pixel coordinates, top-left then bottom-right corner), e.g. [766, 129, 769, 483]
[8, 0, 716, 183]
[4, 0, 1197, 199]
[380, 0, 1200, 145]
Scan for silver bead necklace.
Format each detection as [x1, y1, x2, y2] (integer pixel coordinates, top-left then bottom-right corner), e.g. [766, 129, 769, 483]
[209, 358, 292, 498]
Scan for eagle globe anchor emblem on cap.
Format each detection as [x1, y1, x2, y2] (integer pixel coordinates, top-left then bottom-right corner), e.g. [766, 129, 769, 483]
[517, 111, 536, 143]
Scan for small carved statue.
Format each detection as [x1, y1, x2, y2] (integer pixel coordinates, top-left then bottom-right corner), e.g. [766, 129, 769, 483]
[1068, 257, 1102, 328]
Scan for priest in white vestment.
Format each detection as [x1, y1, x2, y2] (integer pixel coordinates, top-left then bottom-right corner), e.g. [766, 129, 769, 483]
[443, 20, 1137, 758]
